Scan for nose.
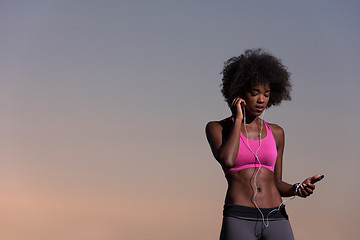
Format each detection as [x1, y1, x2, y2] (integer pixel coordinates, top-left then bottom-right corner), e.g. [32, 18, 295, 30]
[257, 95, 265, 103]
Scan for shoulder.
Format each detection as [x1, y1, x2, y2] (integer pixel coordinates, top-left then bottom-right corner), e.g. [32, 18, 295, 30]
[205, 121, 222, 146]
[205, 117, 231, 136]
[205, 121, 221, 131]
[267, 122, 285, 144]
[267, 122, 284, 136]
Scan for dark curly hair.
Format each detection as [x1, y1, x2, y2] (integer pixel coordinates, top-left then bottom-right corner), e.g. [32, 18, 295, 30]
[221, 48, 292, 108]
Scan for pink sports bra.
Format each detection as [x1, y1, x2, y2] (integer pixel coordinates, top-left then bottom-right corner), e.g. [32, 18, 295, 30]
[224, 119, 278, 173]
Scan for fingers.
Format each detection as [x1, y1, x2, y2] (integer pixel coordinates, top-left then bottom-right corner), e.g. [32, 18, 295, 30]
[313, 174, 323, 180]
[310, 174, 323, 184]
[231, 98, 246, 120]
[296, 174, 323, 198]
[297, 182, 315, 198]
[231, 97, 246, 107]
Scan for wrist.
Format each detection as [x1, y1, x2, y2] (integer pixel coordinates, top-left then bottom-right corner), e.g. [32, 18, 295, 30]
[234, 117, 243, 122]
[292, 183, 301, 196]
[233, 115, 243, 122]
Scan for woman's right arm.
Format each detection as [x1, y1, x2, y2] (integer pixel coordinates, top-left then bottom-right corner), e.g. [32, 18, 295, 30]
[205, 98, 245, 168]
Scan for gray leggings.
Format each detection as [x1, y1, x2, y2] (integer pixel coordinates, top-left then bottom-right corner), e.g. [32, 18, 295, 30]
[220, 216, 294, 240]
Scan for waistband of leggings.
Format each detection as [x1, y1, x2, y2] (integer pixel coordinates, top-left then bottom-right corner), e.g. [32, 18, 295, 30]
[223, 204, 289, 221]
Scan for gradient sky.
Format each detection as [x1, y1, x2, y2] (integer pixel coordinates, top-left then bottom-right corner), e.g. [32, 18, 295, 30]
[1, 1, 359, 239]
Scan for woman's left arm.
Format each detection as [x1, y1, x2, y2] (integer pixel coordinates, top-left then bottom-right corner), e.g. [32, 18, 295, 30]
[272, 124, 295, 197]
[271, 124, 320, 198]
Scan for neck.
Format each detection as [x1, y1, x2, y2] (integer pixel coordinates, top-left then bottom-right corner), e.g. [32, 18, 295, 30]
[243, 114, 261, 125]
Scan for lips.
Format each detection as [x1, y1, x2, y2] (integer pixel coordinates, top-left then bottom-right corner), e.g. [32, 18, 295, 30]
[255, 106, 264, 111]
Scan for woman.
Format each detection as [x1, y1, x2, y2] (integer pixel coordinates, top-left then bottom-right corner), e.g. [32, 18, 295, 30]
[205, 49, 321, 240]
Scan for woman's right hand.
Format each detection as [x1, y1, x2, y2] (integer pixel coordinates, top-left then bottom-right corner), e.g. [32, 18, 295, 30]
[231, 97, 246, 121]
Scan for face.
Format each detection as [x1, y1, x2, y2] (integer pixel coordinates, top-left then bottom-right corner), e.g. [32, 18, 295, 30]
[243, 83, 270, 116]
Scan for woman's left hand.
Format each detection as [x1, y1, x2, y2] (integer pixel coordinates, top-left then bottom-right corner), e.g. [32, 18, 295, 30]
[296, 174, 322, 198]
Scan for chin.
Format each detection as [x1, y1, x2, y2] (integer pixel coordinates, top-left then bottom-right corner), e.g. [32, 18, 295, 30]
[252, 110, 264, 116]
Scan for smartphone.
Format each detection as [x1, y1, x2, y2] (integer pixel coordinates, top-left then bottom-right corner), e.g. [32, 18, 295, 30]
[310, 174, 324, 184]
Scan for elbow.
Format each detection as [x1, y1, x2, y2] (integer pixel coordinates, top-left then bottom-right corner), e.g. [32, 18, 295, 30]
[274, 178, 283, 188]
[274, 178, 281, 185]
[216, 146, 237, 169]
[218, 154, 235, 169]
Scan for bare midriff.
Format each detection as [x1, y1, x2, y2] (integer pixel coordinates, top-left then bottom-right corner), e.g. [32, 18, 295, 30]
[224, 167, 282, 208]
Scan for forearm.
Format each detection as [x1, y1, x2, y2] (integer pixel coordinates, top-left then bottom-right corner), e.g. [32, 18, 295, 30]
[276, 180, 296, 197]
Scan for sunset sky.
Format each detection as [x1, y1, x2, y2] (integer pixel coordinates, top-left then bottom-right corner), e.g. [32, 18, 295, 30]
[1, 1, 359, 239]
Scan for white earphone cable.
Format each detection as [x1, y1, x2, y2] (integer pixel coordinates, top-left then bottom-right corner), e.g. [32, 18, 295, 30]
[242, 106, 294, 228]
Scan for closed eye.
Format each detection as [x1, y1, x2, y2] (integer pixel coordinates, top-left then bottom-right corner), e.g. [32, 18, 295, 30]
[249, 88, 270, 97]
